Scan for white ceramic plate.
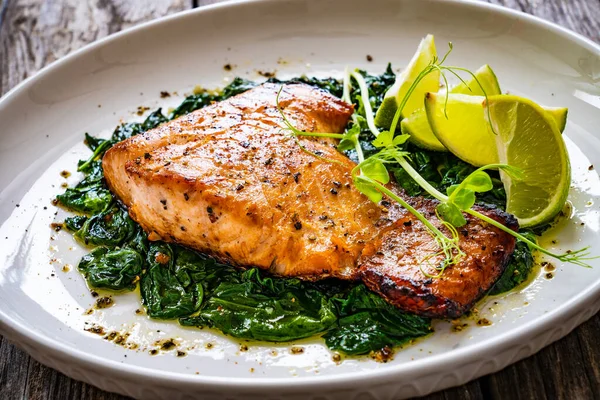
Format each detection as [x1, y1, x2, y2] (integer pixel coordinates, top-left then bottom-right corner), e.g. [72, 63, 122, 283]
[1, 0, 600, 398]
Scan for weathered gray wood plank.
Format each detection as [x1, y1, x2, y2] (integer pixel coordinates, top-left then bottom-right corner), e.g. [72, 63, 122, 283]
[486, 0, 600, 43]
[0, 0, 190, 95]
[0, 0, 599, 399]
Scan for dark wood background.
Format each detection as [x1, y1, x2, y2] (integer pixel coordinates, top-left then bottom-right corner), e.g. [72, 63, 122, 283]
[1, 0, 599, 398]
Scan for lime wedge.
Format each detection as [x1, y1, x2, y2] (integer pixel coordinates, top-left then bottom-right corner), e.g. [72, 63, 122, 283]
[424, 93, 498, 165]
[545, 106, 568, 132]
[402, 64, 502, 151]
[424, 92, 569, 166]
[374, 34, 439, 130]
[451, 64, 501, 96]
[486, 95, 571, 228]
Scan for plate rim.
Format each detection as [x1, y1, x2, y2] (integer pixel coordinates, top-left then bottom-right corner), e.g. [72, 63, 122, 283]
[1, 0, 599, 391]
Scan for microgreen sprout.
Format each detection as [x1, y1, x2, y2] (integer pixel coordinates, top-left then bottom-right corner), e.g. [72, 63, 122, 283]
[276, 86, 344, 165]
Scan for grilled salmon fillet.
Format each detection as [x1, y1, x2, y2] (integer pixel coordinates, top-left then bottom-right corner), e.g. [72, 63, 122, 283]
[103, 83, 517, 318]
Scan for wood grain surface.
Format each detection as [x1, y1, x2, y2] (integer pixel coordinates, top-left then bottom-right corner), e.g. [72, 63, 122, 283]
[1, 0, 599, 399]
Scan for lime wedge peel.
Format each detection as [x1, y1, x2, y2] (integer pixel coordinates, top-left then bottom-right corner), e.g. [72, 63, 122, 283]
[424, 93, 499, 166]
[424, 92, 569, 167]
[545, 106, 568, 133]
[485, 95, 571, 228]
[374, 34, 439, 130]
[402, 64, 503, 151]
[451, 64, 501, 96]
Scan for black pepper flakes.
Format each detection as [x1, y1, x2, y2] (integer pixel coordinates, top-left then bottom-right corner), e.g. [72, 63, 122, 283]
[258, 70, 275, 78]
[159, 339, 177, 351]
[85, 325, 105, 335]
[160, 91, 171, 98]
[293, 172, 301, 183]
[95, 296, 114, 309]
[294, 221, 302, 230]
[183, 193, 189, 201]
[366, 55, 373, 62]
[330, 188, 338, 195]
[370, 346, 394, 363]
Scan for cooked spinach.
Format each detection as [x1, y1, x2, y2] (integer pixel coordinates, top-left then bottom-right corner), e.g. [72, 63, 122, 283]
[141, 243, 204, 319]
[56, 162, 113, 214]
[324, 285, 431, 354]
[181, 268, 338, 342]
[169, 92, 214, 120]
[64, 215, 87, 231]
[112, 109, 168, 142]
[75, 204, 136, 246]
[57, 69, 533, 355]
[490, 238, 535, 295]
[78, 246, 143, 291]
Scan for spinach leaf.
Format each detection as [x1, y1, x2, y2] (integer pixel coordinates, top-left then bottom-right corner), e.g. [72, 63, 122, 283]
[169, 92, 214, 120]
[64, 215, 88, 231]
[141, 243, 204, 319]
[75, 204, 136, 246]
[84, 133, 106, 151]
[56, 165, 113, 214]
[142, 109, 169, 130]
[220, 77, 258, 100]
[174, 247, 239, 292]
[78, 246, 143, 291]
[126, 225, 149, 256]
[324, 285, 431, 355]
[270, 76, 344, 98]
[112, 109, 168, 142]
[490, 238, 535, 295]
[180, 268, 337, 342]
[112, 122, 143, 142]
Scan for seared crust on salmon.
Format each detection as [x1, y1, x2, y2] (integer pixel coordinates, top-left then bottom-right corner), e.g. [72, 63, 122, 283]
[359, 200, 518, 319]
[103, 83, 517, 318]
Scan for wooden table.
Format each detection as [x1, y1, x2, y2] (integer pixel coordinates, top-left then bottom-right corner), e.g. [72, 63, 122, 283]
[1, 0, 599, 398]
